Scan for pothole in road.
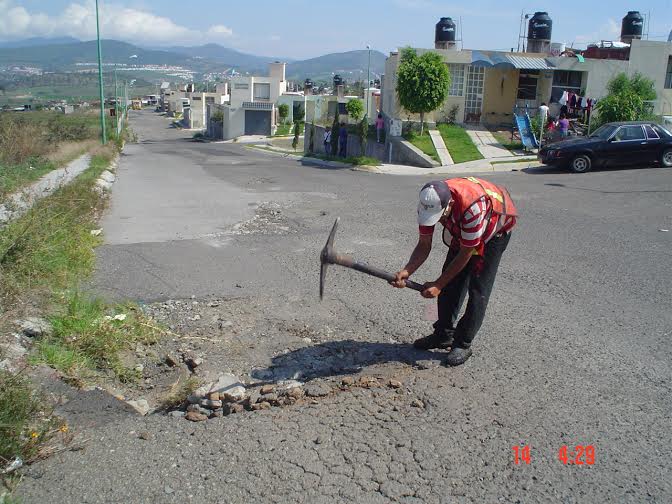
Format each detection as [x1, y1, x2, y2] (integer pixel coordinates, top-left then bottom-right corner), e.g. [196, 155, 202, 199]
[115, 297, 440, 423]
[226, 202, 298, 236]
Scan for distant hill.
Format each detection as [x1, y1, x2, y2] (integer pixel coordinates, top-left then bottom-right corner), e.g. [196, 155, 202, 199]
[165, 44, 287, 70]
[0, 40, 196, 70]
[0, 37, 81, 48]
[286, 50, 386, 81]
[0, 39, 387, 82]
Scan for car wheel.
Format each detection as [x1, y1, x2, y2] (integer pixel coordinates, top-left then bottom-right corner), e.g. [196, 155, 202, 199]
[661, 148, 672, 167]
[570, 154, 592, 173]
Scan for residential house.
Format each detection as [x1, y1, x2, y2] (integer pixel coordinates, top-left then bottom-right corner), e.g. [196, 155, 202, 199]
[382, 15, 672, 129]
[208, 62, 287, 139]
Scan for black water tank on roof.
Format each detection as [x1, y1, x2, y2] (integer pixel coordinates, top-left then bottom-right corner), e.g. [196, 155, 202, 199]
[528, 12, 552, 41]
[304, 78, 313, 89]
[333, 75, 343, 87]
[621, 11, 644, 41]
[435, 17, 456, 43]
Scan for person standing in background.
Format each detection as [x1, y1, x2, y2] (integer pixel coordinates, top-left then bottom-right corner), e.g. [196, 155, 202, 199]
[538, 102, 549, 126]
[375, 113, 385, 143]
[338, 122, 348, 157]
[558, 113, 569, 138]
[323, 126, 332, 154]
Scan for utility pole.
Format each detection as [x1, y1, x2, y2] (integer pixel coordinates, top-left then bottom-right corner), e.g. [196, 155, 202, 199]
[114, 67, 118, 134]
[95, 0, 107, 144]
[365, 44, 371, 123]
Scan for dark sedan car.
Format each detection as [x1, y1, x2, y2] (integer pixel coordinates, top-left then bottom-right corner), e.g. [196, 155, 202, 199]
[538, 121, 672, 173]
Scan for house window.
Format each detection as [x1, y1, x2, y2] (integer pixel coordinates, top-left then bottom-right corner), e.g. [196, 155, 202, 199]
[517, 70, 539, 100]
[665, 57, 672, 89]
[447, 64, 465, 96]
[551, 70, 583, 102]
[234, 83, 249, 90]
[253, 83, 271, 100]
[205, 97, 215, 104]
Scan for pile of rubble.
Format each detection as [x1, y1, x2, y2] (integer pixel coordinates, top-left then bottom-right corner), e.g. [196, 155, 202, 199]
[172, 373, 331, 422]
[172, 372, 410, 422]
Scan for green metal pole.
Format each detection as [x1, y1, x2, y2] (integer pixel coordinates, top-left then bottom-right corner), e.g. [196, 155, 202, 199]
[95, 0, 106, 144]
[114, 67, 118, 135]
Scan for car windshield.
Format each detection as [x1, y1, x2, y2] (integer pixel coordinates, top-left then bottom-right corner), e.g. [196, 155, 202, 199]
[589, 124, 618, 139]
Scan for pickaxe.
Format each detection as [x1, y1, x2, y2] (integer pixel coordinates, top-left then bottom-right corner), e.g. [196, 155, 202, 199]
[320, 217, 425, 299]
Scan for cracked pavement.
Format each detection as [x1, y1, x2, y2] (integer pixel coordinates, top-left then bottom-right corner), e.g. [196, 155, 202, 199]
[16, 110, 672, 503]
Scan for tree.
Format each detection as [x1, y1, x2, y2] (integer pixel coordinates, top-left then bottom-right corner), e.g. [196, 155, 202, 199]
[345, 99, 364, 122]
[278, 103, 289, 123]
[294, 103, 305, 122]
[357, 117, 367, 156]
[595, 72, 656, 124]
[396, 47, 451, 135]
[292, 120, 301, 151]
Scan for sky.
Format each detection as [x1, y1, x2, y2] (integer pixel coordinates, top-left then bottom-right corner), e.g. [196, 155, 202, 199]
[0, 0, 670, 59]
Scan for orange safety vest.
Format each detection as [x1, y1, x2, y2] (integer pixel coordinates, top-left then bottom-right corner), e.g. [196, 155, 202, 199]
[441, 177, 519, 253]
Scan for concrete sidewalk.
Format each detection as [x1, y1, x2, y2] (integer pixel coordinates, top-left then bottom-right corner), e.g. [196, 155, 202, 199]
[357, 157, 541, 175]
[249, 144, 541, 175]
[428, 130, 454, 165]
[465, 126, 514, 159]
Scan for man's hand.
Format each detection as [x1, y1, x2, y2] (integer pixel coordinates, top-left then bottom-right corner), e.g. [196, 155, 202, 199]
[391, 269, 410, 288]
[421, 282, 442, 298]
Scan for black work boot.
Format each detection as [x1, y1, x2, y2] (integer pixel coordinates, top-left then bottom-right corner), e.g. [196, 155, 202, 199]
[413, 329, 454, 350]
[442, 346, 473, 367]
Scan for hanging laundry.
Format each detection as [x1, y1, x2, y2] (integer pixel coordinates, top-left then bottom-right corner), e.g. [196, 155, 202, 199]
[580, 96, 588, 108]
[559, 91, 569, 106]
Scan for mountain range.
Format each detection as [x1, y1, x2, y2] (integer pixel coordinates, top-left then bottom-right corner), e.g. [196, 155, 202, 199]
[0, 38, 387, 82]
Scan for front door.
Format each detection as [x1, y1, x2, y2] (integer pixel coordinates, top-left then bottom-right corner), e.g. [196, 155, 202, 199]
[464, 66, 484, 123]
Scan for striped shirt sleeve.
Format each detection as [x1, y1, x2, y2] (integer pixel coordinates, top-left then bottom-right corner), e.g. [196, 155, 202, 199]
[459, 197, 488, 248]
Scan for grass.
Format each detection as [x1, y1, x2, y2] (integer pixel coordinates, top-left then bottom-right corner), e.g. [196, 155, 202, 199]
[403, 130, 440, 163]
[1, 139, 162, 383]
[0, 150, 112, 301]
[437, 124, 484, 164]
[159, 375, 201, 411]
[274, 122, 305, 137]
[0, 158, 56, 199]
[490, 130, 524, 151]
[0, 370, 59, 467]
[306, 153, 381, 166]
[34, 292, 162, 383]
[0, 111, 106, 199]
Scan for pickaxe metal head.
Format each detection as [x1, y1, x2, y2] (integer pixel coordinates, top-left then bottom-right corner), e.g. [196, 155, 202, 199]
[319, 217, 339, 300]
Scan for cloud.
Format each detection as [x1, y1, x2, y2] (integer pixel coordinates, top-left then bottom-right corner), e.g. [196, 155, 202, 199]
[0, 0, 234, 45]
[208, 25, 234, 37]
[574, 18, 621, 45]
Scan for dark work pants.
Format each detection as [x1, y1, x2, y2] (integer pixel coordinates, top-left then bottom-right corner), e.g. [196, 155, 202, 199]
[433, 232, 511, 349]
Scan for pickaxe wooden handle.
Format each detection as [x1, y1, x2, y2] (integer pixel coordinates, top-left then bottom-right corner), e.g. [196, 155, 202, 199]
[320, 218, 425, 300]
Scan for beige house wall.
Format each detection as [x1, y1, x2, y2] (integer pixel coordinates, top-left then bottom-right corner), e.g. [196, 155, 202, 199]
[629, 40, 672, 115]
[481, 68, 519, 125]
[382, 49, 472, 124]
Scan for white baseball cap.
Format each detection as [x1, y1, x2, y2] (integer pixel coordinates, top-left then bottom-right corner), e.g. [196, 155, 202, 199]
[417, 181, 451, 226]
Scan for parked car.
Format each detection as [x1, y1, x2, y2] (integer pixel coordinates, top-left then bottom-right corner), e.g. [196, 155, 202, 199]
[538, 121, 672, 173]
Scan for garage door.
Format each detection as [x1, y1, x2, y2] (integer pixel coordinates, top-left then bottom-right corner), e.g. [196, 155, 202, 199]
[245, 110, 271, 136]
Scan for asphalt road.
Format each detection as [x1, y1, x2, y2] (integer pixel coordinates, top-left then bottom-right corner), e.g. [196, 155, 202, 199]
[18, 110, 672, 503]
